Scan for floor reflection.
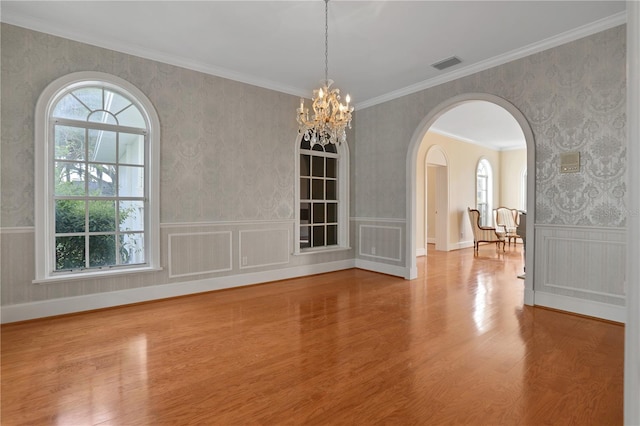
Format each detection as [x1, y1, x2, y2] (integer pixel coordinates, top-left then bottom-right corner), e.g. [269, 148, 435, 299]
[2, 244, 623, 424]
[54, 334, 148, 426]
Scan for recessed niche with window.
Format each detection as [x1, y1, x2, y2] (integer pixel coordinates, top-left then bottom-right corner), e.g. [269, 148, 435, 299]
[35, 72, 160, 281]
[296, 133, 349, 253]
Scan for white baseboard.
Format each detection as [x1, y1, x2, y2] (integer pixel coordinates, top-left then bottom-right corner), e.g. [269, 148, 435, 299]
[524, 287, 534, 306]
[355, 258, 407, 278]
[449, 240, 474, 251]
[419, 241, 473, 253]
[1, 259, 356, 324]
[534, 291, 626, 323]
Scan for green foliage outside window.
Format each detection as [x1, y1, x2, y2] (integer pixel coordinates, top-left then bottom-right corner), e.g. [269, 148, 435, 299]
[55, 199, 133, 270]
[55, 185, 136, 270]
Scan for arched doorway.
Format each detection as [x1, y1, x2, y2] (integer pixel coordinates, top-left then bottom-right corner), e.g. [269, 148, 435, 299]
[406, 93, 535, 306]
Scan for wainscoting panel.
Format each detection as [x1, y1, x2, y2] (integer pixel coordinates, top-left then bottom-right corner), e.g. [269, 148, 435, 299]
[168, 231, 232, 278]
[1, 221, 358, 322]
[534, 225, 626, 318]
[0, 228, 35, 305]
[358, 224, 403, 262]
[239, 228, 290, 269]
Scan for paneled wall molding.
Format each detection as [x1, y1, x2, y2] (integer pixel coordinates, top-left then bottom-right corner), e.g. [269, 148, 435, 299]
[351, 217, 406, 224]
[358, 224, 403, 262]
[534, 225, 626, 315]
[534, 223, 627, 232]
[0, 227, 34, 234]
[168, 231, 233, 278]
[161, 219, 295, 228]
[1, 259, 356, 323]
[239, 228, 290, 269]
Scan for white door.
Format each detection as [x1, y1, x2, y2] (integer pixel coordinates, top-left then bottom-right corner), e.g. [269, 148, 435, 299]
[434, 165, 448, 251]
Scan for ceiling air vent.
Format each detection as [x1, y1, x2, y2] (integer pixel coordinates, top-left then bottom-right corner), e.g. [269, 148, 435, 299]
[431, 56, 462, 71]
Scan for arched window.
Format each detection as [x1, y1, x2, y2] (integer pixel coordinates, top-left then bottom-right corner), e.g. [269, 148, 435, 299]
[295, 135, 349, 253]
[476, 159, 493, 226]
[35, 72, 160, 281]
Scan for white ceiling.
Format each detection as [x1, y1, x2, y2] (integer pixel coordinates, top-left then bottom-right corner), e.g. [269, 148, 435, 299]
[1, 1, 626, 149]
[430, 101, 525, 150]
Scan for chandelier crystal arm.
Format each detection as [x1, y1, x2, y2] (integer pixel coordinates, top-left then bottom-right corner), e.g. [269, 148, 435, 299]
[296, 0, 353, 147]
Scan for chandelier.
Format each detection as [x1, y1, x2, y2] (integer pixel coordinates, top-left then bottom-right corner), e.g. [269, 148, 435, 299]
[297, 0, 353, 146]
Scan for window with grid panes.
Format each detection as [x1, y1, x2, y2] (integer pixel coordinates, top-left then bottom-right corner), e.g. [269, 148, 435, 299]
[51, 86, 148, 271]
[34, 72, 163, 282]
[299, 138, 339, 249]
[476, 159, 492, 226]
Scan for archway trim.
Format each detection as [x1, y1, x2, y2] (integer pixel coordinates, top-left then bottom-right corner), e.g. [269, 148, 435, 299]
[405, 93, 535, 305]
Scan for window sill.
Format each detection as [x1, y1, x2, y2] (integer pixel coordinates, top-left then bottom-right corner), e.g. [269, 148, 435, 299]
[33, 266, 163, 284]
[294, 246, 352, 256]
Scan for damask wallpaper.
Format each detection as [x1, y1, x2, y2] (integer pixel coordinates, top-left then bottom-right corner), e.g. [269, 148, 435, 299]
[0, 22, 627, 311]
[2, 24, 626, 229]
[355, 25, 626, 228]
[0, 23, 358, 308]
[0, 23, 301, 228]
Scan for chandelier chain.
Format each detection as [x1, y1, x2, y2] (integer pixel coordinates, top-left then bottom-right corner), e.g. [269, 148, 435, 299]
[296, 0, 353, 146]
[324, 0, 329, 84]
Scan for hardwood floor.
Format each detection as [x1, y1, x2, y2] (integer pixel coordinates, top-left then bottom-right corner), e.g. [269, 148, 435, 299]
[1, 245, 624, 425]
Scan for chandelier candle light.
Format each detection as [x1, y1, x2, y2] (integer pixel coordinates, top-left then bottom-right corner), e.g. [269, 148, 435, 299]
[297, 0, 354, 146]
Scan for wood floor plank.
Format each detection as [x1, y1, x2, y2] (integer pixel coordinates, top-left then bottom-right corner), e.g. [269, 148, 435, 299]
[1, 245, 624, 425]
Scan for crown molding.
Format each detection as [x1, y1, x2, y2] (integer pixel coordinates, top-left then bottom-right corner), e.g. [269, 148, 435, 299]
[0, 12, 309, 99]
[356, 11, 627, 110]
[428, 128, 525, 152]
[1, 9, 626, 108]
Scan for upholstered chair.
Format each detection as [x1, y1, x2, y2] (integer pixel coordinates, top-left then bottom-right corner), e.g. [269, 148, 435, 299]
[467, 207, 506, 253]
[493, 207, 521, 245]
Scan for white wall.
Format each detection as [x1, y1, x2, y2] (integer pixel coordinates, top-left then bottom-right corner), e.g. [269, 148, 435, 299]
[416, 131, 502, 251]
[499, 148, 527, 210]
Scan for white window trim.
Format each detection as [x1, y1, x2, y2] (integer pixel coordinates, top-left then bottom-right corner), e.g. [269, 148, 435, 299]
[475, 158, 493, 227]
[34, 72, 161, 282]
[293, 135, 350, 255]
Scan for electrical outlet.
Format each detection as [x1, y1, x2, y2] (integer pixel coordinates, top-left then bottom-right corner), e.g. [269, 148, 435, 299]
[371, 247, 376, 255]
[242, 256, 248, 266]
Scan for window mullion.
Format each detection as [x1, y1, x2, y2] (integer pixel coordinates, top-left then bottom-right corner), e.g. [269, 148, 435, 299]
[83, 126, 90, 269]
[84, 199, 90, 269]
[54, 117, 146, 135]
[115, 131, 121, 266]
[49, 125, 57, 274]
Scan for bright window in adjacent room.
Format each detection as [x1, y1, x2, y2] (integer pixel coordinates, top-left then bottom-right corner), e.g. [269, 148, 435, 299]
[35, 72, 160, 281]
[476, 159, 493, 226]
[521, 168, 527, 211]
[296, 134, 349, 253]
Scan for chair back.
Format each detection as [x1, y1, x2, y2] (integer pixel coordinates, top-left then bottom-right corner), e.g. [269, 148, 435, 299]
[494, 207, 519, 232]
[467, 208, 482, 239]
